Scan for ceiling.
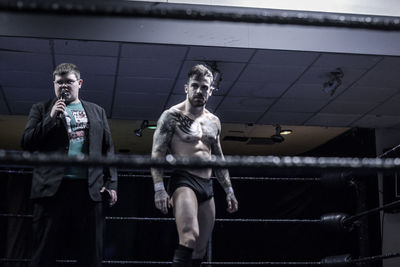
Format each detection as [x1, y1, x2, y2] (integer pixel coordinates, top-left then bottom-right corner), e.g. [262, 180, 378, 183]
[0, 34, 399, 155]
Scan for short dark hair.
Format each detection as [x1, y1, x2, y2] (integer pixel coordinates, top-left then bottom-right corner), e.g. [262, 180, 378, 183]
[53, 63, 81, 80]
[186, 64, 213, 84]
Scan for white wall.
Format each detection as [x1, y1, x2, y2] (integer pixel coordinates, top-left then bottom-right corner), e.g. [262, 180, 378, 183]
[375, 128, 400, 267]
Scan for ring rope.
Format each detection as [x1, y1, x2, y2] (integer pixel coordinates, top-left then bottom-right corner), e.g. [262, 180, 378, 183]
[1, 150, 400, 172]
[0, 168, 320, 181]
[6, 197, 399, 225]
[0, 213, 321, 224]
[0, 258, 321, 265]
[118, 173, 320, 181]
[2, 253, 400, 265]
[343, 199, 400, 226]
[1, 0, 400, 31]
[350, 252, 400, 264]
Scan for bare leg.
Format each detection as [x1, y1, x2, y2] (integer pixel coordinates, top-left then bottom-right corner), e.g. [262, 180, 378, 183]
[173, 187, 199, 248]
[171, 187, 199, 266]
[193, 197, 215, 260]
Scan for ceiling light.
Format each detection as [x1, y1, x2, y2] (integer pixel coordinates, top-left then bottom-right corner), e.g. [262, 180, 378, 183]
[280, 129, 292, 135]
[134, 120, 156, 137]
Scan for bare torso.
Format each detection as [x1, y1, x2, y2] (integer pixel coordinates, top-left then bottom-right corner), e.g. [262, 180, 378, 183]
[169, 104, 219, 179]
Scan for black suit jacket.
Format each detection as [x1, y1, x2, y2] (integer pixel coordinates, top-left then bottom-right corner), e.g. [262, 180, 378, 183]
[21, 99, 117, 201]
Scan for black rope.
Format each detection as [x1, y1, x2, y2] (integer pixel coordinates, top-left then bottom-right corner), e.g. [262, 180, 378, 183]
[350, 252, 400, 264]
[0, 168, 319, 181]
[343, 199, 400, 226]
[2, 255, 400, 265]
[3, 254, 400, 265]
[0, 258, 321, 265]
[0, 213, 321, 224]
[0, 0, 400, 31]
[1, 150, 400, 172]
[202, 262, 320, 265]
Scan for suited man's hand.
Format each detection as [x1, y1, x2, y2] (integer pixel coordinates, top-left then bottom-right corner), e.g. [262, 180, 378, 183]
[100, 187, 117, 206]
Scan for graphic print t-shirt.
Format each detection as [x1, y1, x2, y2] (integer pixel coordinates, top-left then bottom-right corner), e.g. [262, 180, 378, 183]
[63, 102, 89, 179]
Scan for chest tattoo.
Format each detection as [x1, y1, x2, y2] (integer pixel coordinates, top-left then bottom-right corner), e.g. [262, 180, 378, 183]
[171, 112, 200, 135]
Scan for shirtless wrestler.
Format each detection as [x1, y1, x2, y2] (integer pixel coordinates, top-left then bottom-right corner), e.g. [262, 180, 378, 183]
[151, 64, 239, 267]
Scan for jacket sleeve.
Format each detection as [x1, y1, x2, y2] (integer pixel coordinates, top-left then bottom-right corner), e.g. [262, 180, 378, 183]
[101, 108, 118, 191]
[21, 102, 59, 151]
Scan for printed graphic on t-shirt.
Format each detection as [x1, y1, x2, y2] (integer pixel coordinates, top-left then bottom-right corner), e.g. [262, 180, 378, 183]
[64, 103, 89, 179]
[65, 109, 88, 143]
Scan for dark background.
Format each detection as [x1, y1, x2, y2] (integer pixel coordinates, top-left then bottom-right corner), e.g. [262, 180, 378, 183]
[0, 128, 383, 266]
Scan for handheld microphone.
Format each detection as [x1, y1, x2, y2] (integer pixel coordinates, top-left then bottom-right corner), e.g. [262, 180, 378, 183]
[57, 90, 69, 119]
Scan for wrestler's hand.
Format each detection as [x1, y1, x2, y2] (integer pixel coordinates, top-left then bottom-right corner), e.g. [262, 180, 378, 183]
[50, 99, 66, 119]
[100, 187, 117, 207]
[154, 189, 170, 214]
[226, 192, 238, 213]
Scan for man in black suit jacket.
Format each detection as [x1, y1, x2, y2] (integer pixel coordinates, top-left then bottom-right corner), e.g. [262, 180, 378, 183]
[21, 63, 117, 267]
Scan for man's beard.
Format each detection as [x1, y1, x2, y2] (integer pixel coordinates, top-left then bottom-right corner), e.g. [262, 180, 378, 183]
[189, 96, 207, 107]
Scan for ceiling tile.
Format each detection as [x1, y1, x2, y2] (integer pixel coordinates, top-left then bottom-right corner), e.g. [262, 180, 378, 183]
[369, 94, 400, 116]
[313, 53, 382, 69]
[250, 50, 319, 67]
[81, 91, 113, 116]
[357, 57, 400, 87]
[79, 75, 115, 115]
[296, 67, 366, 90]
[258, 112, 312, 125]
[0, 71, 51, 88]
[0, 51, 53, 73]
[3, 86, 52, 115]
[82, 75, 115, 92]
[372, 57, 400, 72]
[283, 83, 333, 100]
[335, 85, 398, 103]
[187, 46, 254, 62]
[217, 96, 274, 112]
[121, 43, 187, 59]
[172, 79, 186, 95]
[54, 40, 119, 56]
[55, 55, 118, 75]
[239, 65, 306, 83]
[119, 58, 181, 78]
[270, 98, 328, 113]
[3, 87, 53, 103]
[229, 81, 291, 98]
[117, 77, 175, 94]
[352, 114, 400, 129]
[214, 110, 263, 124]
[305, 113, 360, 127]
[0, 36, 50, 54]
[321, 101, 377, 114]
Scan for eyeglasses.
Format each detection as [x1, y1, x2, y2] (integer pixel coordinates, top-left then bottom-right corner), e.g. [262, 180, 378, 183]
[54, 79, 78, 85]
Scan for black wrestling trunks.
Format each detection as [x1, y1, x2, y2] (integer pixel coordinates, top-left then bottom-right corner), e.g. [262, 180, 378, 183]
[167, 170, 213, 203]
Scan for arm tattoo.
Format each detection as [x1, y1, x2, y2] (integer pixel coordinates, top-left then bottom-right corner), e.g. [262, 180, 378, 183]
[214, 168, 232, 189]
[210, 116, 232, 190]
[151, 110, 175, 184]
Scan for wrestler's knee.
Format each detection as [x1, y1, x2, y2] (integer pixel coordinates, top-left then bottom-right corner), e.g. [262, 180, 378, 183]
[180, 225, 199, 248]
